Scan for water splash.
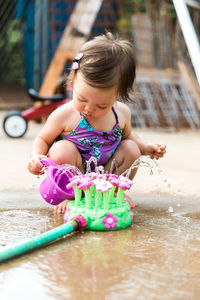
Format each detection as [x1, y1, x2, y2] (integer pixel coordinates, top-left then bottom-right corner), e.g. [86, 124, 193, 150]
[86, 157, 98, 173]
[110, 158, 118, 175]
[42, 163, 82, 198]
[121, 156, 155, 178]
[42, 155, 173, 202]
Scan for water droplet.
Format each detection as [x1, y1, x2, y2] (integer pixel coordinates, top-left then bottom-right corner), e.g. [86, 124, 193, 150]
[177, 203, 181, 207]
[153, 158, 158, 167]
[53, 189, 57, 194]
[168, 206, 174, 213]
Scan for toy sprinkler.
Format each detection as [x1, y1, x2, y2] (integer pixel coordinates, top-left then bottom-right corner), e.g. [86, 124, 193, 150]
[0, 157, 152, 263]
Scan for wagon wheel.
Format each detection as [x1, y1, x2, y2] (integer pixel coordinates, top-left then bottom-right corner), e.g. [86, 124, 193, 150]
[3, 111, 28, 138]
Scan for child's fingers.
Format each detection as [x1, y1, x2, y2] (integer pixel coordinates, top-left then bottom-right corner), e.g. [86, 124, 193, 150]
[154, 144, 166, 156]
[157, 144, 166, 151]
[146, 143, 166, 158]
[27, 156, 45, 175]
[154, 151, 165, 159]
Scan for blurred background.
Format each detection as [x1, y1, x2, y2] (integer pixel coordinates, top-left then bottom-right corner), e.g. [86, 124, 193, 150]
[0, 0, 200, 130]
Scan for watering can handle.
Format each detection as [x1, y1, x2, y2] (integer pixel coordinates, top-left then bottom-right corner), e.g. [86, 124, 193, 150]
[40, 158, 57, 167]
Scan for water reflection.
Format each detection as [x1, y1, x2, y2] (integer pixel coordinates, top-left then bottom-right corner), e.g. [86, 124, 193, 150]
[1, 200, 200, 299]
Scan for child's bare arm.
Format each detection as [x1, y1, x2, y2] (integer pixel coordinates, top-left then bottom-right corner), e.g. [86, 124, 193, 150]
[28, 106, 68, 174]
[28, 137, 50, 175]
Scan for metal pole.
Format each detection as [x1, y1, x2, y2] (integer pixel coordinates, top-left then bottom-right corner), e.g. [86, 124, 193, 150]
[172, 0, 200, 86]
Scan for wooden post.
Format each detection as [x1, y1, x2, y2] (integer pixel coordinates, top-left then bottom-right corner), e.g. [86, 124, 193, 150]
[39, 0, 102, 97]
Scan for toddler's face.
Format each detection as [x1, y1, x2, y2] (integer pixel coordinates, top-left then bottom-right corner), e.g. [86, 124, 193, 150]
[72, 72, 118, 119]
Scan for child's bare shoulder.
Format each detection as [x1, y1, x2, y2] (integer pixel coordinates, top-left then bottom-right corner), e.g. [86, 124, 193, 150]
[117, 101, 131, 113]
[49, 101, 77, 123]
[51, 101, 74, 118]
[115, 101, 131, 127]
[48, 101, 80, 131]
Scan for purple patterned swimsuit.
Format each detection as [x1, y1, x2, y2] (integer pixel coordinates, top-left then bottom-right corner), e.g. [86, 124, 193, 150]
[62, 107, 122, 166]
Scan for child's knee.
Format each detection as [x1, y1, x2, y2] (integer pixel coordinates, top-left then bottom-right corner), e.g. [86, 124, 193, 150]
[48, 140, 81, 166]
[121, 139, 141, 161]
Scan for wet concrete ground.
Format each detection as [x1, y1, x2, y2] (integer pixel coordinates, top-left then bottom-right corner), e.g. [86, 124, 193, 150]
[1, 193, 200, 300]
[1, 111, 200, 299]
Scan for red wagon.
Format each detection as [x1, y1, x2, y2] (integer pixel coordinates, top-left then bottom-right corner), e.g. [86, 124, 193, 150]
[3, 89, 70, 138]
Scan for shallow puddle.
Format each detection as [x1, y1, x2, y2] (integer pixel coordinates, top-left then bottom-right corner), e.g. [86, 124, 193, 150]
[0, 192, 200, 300]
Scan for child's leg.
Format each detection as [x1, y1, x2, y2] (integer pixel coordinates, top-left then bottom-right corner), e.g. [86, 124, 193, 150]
[48, 140, 84, 213]
[104, 139, 141, 179]
[54, 200, 70, 213]
[48, 140, 84, 173]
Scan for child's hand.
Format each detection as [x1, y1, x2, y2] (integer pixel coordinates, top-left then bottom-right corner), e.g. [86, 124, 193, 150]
[142, 143, 166, 160]
[27, 154, 47, 175]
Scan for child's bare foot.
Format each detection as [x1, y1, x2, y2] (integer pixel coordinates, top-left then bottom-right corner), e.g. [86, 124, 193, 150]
[54, 200, 70, 213]
[124, 194, 138, 208]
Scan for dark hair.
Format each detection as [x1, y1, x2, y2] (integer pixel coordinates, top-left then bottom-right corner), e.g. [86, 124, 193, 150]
[69, 32, 136, 103]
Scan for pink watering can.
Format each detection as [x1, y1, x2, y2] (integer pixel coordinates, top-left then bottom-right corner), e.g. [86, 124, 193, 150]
[40, 158, 75, 205]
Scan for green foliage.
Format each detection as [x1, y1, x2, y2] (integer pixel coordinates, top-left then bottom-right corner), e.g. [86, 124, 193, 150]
[116, 0, 177, 38]
[0, 19, 25, 85]
[116, 0, 146, 37]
